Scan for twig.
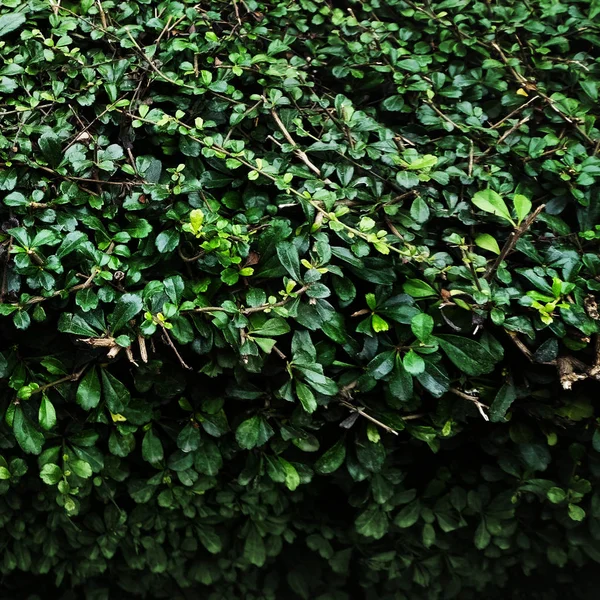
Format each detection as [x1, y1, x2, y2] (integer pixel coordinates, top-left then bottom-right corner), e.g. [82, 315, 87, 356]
[160, 324, 192, 370]
[155, 16, 172, 47]
[491, 96, 539, 129]
[272, 345, 286, 360]
[339, 399, 399, 435]
[476, 116, 531, 163]
[96, 0, 108, 29]
[265, 99, 324, 178]
[484, 203, 545, 280]
[468, 140, 474, 177]
[505, 330, 534, 363]
[30, 368, 86, 396]
[449, 387, 489, 421]
[232, 0, 242, 25]
[425, 101, 465, 132]
[138, 335, 148, 363]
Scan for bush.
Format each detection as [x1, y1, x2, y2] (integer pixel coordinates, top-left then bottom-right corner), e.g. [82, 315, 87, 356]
[1, 0, 600, 598]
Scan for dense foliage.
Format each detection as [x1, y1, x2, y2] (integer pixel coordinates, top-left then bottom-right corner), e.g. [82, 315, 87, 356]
[1, 0, 600, 598]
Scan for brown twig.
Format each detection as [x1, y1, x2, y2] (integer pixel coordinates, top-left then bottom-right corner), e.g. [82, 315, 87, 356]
[484, 204, 545, 280]
[138, 335, 148, 363]
[96, 0, 108, 29]
[425, 100, 465, 132]
[339, 399, 399, 435]
[30, 368, 86, 396]
[449, 387, 489, 421]
[476, 116, 531, 163]
[265, 99, 325, 178]
[160, 324, 192, 370]
[491, 96, 540, 129]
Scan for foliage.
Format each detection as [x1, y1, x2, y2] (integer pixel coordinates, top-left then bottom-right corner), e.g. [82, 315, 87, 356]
[1, 0, 600, 598]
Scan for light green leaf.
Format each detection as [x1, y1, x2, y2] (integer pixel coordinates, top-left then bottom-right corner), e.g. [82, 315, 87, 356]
[76, 367, 101, 410]
[471, 189, 514, 224]
[38, 396, 57, 431]
[411, 313, 434, 341]
[475, 233, 501, 255]
[513, 194, 532, 224]
[40, 463, 62, 485]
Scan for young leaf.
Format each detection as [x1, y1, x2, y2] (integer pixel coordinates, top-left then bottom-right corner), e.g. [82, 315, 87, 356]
[475, 233, 501, 255]
[76, 367, 101, 410]
[513, 194, 532, 225]
[38, 397, 57, 431]
[471, 190, 514, 225]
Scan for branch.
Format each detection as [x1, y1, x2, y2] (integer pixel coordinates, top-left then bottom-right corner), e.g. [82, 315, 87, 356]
[266, 99, 326, 178]
[449, 387, 489, 421]
[339, 399, 399, 435]
[30, 368, 86, 396]
[160, 324, 192, 370]
[484, 203, 545, 280]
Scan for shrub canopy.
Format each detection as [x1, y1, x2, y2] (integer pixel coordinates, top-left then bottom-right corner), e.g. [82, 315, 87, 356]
[1, 0, 600, 598]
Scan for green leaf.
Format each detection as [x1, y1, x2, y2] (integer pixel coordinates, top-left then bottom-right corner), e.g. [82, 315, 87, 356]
[394, 500, 421, 528]
[411, 313, 434, 341]
[520, 443, 551, 472]
[38, 397, 57, 431]
[177, 423, 201, 453]
[194, 440, 222, 476]
[0, 466, 11, 480]
[513, 194, 532, 224]
[244, 526, 266, 567]
[155, 230, 180, 253]
[70, 458, 93, 478]
[547, 487, 567, 504]
[13, 406, 44, 455]
[475, 233, 501, 255]
[471, 189, 514, 224]
[403, 350, 425, 375]
[236, 416, 274, 450]
[296, 380, 317, 413]
[568, 504, 586, 521]
[56, 232, 87, 258]
[437, 335, 497, 376]
[252, 318, 290, 337]
[76, 367, 101, 410]
[315, 440, 346, 474]
[389, 360, 413, 403]
[489, 382, 517, 422]
[355, 504, 388, 539]
[110, 293, 143, 333]
[371, 314, 389, 332]
[474, 520, 491, 549]
[403, 279, 437, 298]
[276, 241, 302, 281]
[0, 13, 26, 39]
[142, 429, 164, 464]
[38, 132, 62, 167]
[101, 370, 130, 413]
[367, 351, 395, 380]
[39, 463, 62, 485]
[279, 458, 300, 491]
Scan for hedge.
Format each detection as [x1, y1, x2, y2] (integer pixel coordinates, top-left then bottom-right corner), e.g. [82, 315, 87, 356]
[1, 0, 600, 598]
